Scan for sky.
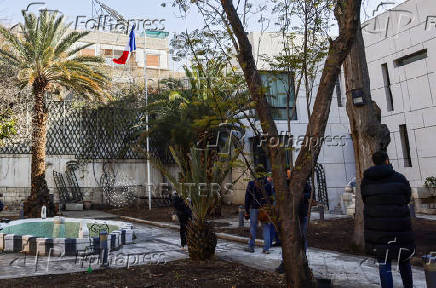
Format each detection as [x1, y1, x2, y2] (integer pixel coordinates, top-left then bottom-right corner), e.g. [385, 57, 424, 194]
[0, 0, 406, 72]
[0, 0, 406, 34]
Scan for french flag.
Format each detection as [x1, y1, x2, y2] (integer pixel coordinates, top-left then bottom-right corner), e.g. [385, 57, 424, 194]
[113, 25, 136, 65]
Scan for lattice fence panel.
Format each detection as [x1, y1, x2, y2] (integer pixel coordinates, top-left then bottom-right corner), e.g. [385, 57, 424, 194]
[0, 100, 173, 163]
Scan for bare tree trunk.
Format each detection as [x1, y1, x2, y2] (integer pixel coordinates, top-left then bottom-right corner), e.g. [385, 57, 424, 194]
[343, 25, 391, 251]
[221, 0, 362, 286]
[24, 87, 52, 217]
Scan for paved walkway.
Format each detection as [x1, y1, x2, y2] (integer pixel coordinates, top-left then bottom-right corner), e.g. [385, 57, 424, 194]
[0, 220, 427, 287]
[417, 214, 436, 221]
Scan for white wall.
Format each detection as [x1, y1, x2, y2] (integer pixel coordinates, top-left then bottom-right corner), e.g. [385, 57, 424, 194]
[0, 154, 165, 207]
[363, 0, 436, 189]
[232, 33, 356, 210]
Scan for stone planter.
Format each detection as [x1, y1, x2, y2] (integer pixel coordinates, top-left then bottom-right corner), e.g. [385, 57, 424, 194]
[83, 201, 92, 210]
[414, 187, 436, 215]
[82, 191, 93, 210]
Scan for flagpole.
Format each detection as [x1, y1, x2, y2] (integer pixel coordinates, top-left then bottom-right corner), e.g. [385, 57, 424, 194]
[143, 30, 152, 211]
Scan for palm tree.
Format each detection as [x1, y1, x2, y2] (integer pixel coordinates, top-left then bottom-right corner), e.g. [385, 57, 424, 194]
[138, 62, 248, 260]
[0, 10, 110, 217]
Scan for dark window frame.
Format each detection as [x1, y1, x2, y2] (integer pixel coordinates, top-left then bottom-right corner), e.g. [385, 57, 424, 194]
[336, 75, 343, 107]
[259, 71, 297, 121]
[399, 124, 412, 167]
[394, 49, 427, 67]
[381, 63, 394, 112]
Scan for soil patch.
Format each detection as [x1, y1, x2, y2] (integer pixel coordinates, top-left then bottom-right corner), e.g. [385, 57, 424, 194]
[217, 217, 436, 265]
[0, 259, 286, 288]
[107, 205, 240, 223]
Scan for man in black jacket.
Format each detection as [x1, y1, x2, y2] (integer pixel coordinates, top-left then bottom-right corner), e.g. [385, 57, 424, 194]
[361, 151, 415, 288]
[172, 192, 192, 249]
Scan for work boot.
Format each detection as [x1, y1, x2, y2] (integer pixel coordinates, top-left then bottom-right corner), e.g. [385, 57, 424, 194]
[244, 247, 255, 253]
[275, 262, 284, 274]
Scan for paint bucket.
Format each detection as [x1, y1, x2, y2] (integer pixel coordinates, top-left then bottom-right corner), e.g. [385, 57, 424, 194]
[423, 254, 436, 288]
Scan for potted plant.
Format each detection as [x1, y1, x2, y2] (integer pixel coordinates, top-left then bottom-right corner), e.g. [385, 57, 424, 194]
[423, 177, 436, 211]
[424, 176, 436, 193]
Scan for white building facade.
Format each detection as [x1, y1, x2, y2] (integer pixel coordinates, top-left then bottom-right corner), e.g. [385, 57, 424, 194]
[230, 32, 356, 211]
[362, 0, 436, 213]
[232, 0, 436, 212]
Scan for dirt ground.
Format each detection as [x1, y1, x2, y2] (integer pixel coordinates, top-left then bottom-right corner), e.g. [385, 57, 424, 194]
[217, 217, 436, 266]
[107, 205, 240, 223]
[0, 259, 286, 288]
[108, 206, 436, 266]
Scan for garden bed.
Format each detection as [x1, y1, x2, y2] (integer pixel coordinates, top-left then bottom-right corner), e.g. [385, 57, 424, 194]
[216, 217, 436, 266]
[106, 205, 240, 223]
[0, 259, 286, 288]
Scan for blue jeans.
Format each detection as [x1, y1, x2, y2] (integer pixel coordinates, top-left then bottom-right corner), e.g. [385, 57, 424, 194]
[270, 223, 279, 245]
[378, 259, 413, 288]
[248, 209, 258, 249]
[262, 222, 271, 252]
[248, 209, 271, 251]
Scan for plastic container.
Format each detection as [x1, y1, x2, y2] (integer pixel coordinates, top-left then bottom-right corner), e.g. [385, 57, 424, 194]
[423, 253, 436, 288]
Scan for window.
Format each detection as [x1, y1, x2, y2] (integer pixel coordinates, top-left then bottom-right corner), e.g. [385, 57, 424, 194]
[102, 49, 113, 56]
[251, 136, 271, 172]
[394, 49, 427, 67]
[260, 72, 297, 121]
[101, 49, 123, 58]
[80, 48, 95, 56]
[146, 55, 160, 67]
[399, 124, 412, 167]
[251, 135, 293, 171]
[336, 75, 343, 107]
[381, 63, 394, 111]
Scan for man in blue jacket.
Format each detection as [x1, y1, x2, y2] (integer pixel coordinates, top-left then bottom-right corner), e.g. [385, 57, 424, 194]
[244, 166, 274, 253]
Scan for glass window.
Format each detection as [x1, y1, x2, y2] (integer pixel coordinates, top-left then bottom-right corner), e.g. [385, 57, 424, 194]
[394, 49, 427, 67]
[260, 72, 297, 121]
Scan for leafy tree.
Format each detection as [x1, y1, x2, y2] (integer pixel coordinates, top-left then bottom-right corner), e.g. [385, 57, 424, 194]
[0, 10, 110, 217]
[0, 43, 19, 145]
[166, 0, 363, 286]
[0, 108, 16, 146]
[137, 60, 249, 259]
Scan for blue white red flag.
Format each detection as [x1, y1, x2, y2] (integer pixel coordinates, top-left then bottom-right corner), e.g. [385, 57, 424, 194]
[113, 25, 136, 65]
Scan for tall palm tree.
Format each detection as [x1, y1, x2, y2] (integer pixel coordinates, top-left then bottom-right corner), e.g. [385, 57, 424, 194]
[0, 10, 110, 217]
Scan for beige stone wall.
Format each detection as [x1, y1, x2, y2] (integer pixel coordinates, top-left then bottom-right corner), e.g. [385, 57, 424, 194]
[77, 30, 185, 88]
[80, 30, 169, 51]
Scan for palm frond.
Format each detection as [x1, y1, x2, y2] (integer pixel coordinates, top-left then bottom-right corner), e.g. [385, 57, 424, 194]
[54, 31, 89, 57]
[1, 10, 110, 100]
[67, 43, 94, 57]
[0, 25, 26, 58]
[0, 48, 20, 66]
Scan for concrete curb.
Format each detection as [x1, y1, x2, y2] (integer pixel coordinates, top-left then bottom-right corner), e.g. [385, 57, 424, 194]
[119, 216, 265, 247]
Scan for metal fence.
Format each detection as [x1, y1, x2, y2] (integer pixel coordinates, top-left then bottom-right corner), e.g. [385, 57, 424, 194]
[0, 100, 173, 163]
